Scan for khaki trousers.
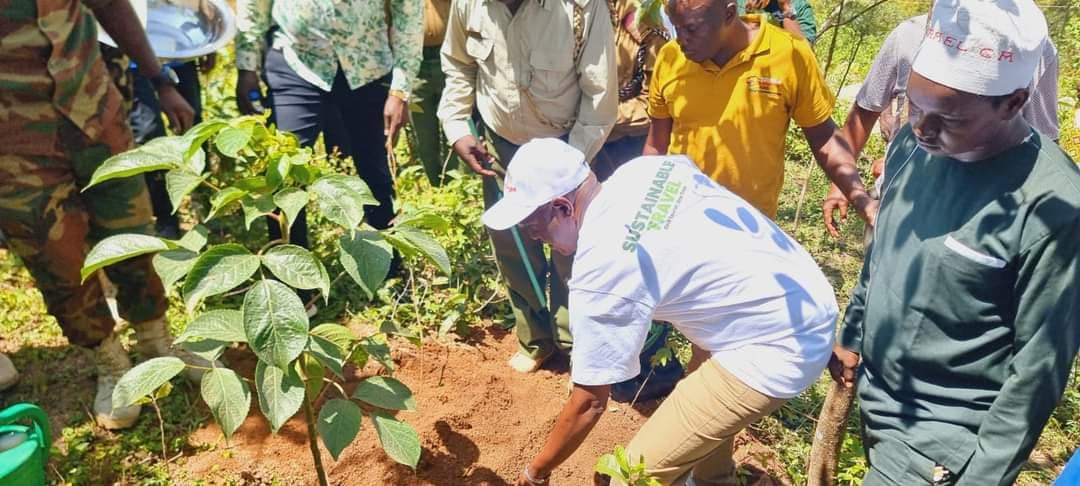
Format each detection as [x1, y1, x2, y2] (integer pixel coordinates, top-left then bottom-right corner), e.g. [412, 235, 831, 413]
[623, 359, 787, 486]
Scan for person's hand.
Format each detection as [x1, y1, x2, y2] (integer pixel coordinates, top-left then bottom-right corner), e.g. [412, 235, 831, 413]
[822, 183, 849, 237]
[745, 0, 769, 10]
[157, 84, 195, 134]
[451, 135, 497, 177]
[871, 157, 885, 180]
[383, 94, 409, 147]
[515, 464, 550, 486]
[236, 69, 263, 115]
[828, 345, 860, 388]
[198, 53, 217, 74]
[853, 195, 880, 231]
[777, 0, 794, 14]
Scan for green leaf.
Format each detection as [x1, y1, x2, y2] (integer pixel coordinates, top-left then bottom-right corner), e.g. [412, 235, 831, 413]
[200, 368, 251, 439]
[267, 154, 292, 189]
[82, 234, 173, 282]
[180, 338, 227, 362]
[273, 188, 308, 233]
[595, 453, 624, 481]
[111, 356, 186, 409]
[261, 245, 330, 295]
[177, 225, 210, 252]
[384, 227, 450, 276]
[152, 249, 198, 291]
[307, 335, 345, 377]
[437, 310, 461, 337]
[182, 244, 261, 312]
[395, 210, 450, 232]
[164, 169, 204, 213]
[311, 175, 378, 230]
[360, 335, 394, 372]
[178, 309, 246, 343]
[289, 164, 318, 185]
[208, 187, 249, 220]
[353, 377, 415, 411]
[317, 399, 362, 461]
[234, 176, 269, 193]
[371, 413, 421, 468]
[310, 323, 357, 350]
[338, 231, 393, 299]
[181, 119, 228, 161]
[299, 354, 325, 401]
[215, 126, 253, 158]
[243, 280, 309, 369]
[255, 361, 305, 433]
[85, 137, 183, 189]
[240, 193, 277, 230]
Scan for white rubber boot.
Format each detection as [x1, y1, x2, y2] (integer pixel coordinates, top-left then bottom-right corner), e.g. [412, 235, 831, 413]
[95, 334, 141, 430]
[132, 317, 221, 383]
[507, 351, 550, 374]
[0, 353, 18, 391]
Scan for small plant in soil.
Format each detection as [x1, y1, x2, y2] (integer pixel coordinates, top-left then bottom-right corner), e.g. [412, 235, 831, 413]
[78, 116, 451, 485]
[595, 445, 662, 486]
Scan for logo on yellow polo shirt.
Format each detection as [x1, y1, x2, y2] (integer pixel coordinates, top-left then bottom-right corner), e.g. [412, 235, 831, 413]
[746, 76, 783, 96]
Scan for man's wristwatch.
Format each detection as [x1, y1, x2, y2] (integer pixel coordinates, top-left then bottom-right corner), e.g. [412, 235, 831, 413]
[149, 65, 180, 90]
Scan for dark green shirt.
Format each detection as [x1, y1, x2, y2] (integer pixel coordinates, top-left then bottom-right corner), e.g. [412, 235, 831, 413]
[841, 126, 1080, 485]
[736, 0, 817, 43]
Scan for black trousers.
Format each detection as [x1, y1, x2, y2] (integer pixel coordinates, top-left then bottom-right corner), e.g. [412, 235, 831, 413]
[264, 48, 396, 248]
[133, 62, 202, 236]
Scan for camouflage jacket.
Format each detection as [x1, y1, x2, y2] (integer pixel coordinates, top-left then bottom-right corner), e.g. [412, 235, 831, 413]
[235, 0, 424, 95]
[0, 0, 131, 156]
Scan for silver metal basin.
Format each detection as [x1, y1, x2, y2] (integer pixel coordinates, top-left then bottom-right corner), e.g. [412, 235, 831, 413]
[146, 0, 236, 61]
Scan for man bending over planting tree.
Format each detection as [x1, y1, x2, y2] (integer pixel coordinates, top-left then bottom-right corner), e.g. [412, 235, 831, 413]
[483, 139, 838, 486]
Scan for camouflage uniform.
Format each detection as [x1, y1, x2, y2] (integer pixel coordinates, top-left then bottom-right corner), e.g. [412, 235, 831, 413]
[0, 0, 168, 348]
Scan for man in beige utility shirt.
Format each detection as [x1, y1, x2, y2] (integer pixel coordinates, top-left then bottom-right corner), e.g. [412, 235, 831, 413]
[438, 0, 617, 372]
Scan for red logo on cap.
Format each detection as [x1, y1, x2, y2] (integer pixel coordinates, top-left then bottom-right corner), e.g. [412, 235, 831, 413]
[924, 27, 1015, 62]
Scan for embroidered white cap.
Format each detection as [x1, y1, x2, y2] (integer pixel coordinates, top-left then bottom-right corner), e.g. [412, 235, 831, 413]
[482, 138, 590, 231]
[912, 0, 1048, 96]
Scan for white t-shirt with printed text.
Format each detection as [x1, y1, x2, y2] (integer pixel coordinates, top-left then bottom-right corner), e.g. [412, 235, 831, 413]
[568, 156, 839, 399]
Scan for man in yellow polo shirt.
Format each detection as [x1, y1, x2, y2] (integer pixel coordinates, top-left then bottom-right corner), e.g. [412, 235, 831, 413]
[645, 0, 874, 221]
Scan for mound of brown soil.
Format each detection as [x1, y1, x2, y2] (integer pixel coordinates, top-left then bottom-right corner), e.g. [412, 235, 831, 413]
[180, 327, 791, 485]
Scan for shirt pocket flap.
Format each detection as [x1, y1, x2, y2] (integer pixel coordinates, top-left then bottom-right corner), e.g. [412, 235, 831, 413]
[530, 50, 575, 72]
[465, 33, 494, 61]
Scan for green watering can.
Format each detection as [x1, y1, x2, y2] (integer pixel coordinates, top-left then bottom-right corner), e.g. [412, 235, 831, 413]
[0, 403, 50, 486]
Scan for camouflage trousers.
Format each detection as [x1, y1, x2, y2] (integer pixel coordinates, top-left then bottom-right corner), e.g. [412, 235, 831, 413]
[0, 117, 167, 348]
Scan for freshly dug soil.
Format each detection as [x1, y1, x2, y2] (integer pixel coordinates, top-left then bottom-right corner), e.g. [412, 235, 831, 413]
[180, 327, 792, 485]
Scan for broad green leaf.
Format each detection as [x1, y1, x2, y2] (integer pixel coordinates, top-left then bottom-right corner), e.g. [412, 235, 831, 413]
[178, 309, 246, 343]
[349, 346, 369, 369]
[207, 187, 249, 220]
[311, 175, 378, 230]
[360, 335, 394, 372]
[177, 225, 210, 252]
[180, 338, 227, 362]
[181, 119, 228, 161]
[437, 310, 461, 337]
[394, 210, 450, 232]
[243, 280, 309, 369]
[299, 353, 326, 400]
[85, 137, 183, 189]
[215, 126, 253, 158]
[267, 154, 291, 189]
[308, 335, 345, 377]
[273, 188, 308, 232]
[182, 244, 261, 312]
[371, 413, 421, 468]
[201, 368, 251, 439]
[289, 164, 318, 185]
[317, 399, 362, 461]
[261, 245, 330, 295]
[185, 148, 207, 176]
[255, 361, 305, 433]
[153, 249, 198, 292]
[164, 169, 204, 213]
[338, 231, 392, 299]
[240, 193, 277, 230]
[82, 234, 173, 282]
[595, 454, 624, 481]
[112, 357, 186, 408]
[384, 227, 450, 276]
[310, 323, 357, 351]
[353, 377, 415, 411]
[234, 176, 269, 193]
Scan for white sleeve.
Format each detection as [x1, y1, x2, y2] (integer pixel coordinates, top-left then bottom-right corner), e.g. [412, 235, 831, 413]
[569, 289, 654, 386]
[855, 24, 903, 113]
[1023, 39, 1059, 140]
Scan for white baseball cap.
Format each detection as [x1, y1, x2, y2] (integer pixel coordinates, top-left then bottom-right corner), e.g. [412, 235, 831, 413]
[482, 138, 591, 231]
[912, 0, 1048, 96]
